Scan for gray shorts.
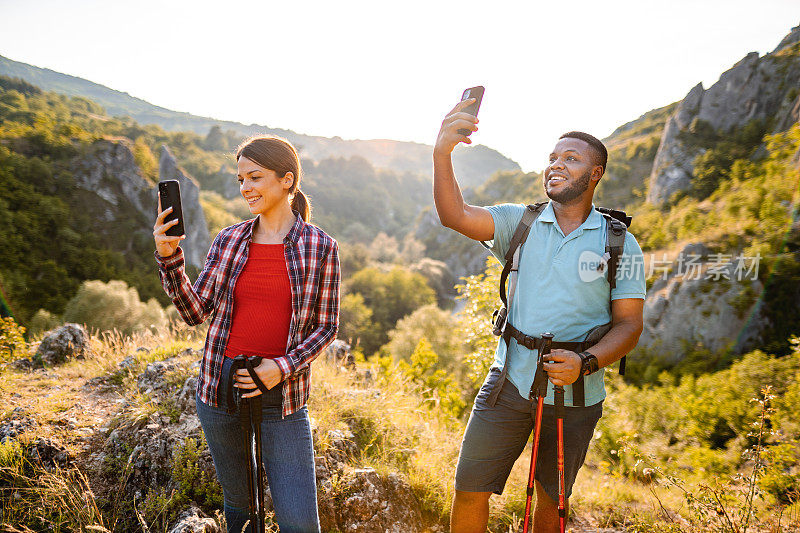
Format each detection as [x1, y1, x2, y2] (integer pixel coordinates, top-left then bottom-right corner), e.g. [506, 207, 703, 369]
[455, 367, 602, 503]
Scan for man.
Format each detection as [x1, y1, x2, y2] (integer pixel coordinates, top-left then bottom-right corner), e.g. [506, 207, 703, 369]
[433, 98, 645, 533]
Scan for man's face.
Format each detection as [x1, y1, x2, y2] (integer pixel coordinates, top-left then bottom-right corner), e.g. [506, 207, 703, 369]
[543, 138, 602, 204]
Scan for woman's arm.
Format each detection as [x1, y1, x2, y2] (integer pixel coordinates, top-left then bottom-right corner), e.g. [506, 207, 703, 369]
[155, 235, 220, 326]
[153, 199, 219, 326]
[273, 240, 341, 380]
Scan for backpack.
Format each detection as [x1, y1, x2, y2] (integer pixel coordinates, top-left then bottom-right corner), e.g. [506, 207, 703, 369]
[485, 202, 630, 407]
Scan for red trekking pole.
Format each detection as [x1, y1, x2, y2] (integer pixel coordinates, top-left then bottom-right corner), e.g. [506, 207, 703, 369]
[554, 382, 566, 533]
[522, 332, 553, 533]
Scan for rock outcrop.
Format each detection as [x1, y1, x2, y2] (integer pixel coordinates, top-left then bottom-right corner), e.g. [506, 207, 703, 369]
[167, 505, 220, 533]
[71, 139, 155, 219]
[648, 24, 800, 205]
[637, 244, 765, 362]
[87, 355, 431, 532]
[159, 146, 211, 269]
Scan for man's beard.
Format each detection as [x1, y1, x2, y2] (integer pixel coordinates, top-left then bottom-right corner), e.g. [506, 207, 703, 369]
[545, 168, 592, 203]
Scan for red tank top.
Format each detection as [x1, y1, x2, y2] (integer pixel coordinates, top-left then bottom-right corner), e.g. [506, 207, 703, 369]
[223, 243, 293, 359]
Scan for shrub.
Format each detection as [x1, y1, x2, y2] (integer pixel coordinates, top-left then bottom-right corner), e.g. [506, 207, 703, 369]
[0, 316, 26, 362]
[27, 308, 61, 337]
[396, 338, 467, 419]
[62, 279, 167, 335]
[385, 304, 464, 371]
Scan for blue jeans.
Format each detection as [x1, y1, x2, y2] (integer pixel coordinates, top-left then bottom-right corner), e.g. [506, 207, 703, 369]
[195, 357, 320, 533]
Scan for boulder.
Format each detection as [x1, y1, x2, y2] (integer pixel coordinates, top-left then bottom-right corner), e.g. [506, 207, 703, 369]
[35, 323, 91, 365]
[336, 467, 424, 533]
[27, 437, 72, 469]
[325, 340, 354, 370]
[167, 505, 220, 533]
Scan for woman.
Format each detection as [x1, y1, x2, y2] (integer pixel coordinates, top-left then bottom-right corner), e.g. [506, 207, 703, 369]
[153, 134, 340, 533]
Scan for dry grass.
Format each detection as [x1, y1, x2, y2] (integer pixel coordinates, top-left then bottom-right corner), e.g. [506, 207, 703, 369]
[4, 326, 796, 532]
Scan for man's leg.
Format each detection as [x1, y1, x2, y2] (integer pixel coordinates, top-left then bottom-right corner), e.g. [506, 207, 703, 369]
[450, 490, 492, 533]
[533, 480, 568, 533]
[453, 369, 534, 533]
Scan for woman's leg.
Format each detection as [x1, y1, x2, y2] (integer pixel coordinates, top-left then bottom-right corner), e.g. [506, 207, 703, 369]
[260, 405, 320, 533]
[195, 386, 253, 533]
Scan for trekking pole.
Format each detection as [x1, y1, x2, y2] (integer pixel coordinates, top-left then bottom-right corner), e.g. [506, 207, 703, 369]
[232, 355, 268, 533]
[554, 379, 567, 533]
[522, 332, 553, 533]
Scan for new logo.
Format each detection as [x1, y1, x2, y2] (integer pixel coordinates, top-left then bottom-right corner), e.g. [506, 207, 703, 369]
[578, 250, 608, 283]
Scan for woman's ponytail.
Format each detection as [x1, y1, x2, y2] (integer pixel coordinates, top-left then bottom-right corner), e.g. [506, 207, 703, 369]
[292, 188, 311, 222]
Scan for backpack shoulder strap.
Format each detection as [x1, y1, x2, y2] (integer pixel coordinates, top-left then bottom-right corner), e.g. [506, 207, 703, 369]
[498, 202, 546, 306]
[598, 209, 630, 376]
[601, 212, 628, 290]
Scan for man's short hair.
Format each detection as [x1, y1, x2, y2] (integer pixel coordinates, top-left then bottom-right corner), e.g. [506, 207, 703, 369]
[559, 131, 608, 172]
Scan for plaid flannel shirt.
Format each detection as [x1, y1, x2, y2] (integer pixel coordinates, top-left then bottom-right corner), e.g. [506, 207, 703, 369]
[155, 214, 340, 417]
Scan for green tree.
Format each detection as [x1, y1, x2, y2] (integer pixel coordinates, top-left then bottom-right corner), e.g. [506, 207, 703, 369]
[397, 338, 467, 418]
[385, 304, 464, 371]
[455, 258, 502, 388]
[338, 293, 374, 349]
[347, 266, 435, 354]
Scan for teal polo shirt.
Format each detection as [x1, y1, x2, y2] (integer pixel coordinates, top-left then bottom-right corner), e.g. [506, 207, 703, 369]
[486, 202, 646, 407]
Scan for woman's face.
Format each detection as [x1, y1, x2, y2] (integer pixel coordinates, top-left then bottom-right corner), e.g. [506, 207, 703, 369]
[236, 156, 293, 216]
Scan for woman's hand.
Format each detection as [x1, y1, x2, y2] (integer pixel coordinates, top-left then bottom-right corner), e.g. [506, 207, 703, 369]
[235, 358, 282, 398]
[153, 197, 185, 258]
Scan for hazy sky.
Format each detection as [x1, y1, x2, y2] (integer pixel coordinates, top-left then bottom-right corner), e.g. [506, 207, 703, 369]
[1, 0, 798, 172]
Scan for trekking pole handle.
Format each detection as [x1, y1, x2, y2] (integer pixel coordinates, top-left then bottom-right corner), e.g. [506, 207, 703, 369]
[540, 332, 554, 356]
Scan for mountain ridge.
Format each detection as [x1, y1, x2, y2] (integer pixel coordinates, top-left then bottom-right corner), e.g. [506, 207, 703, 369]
[0, 54, 519, 188]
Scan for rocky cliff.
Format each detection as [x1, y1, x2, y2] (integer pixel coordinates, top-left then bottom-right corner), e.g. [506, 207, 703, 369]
[71, 139, 155, 222]
[648, 24, 800, 205]
[69, 139, 210, 271]
[637, 244, 765, 362]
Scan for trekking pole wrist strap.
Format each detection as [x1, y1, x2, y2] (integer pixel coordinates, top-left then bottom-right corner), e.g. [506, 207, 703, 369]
[243, 356, 272, 396]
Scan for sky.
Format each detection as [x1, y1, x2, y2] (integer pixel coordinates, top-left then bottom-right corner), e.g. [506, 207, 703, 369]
[0, 0, 799, 172]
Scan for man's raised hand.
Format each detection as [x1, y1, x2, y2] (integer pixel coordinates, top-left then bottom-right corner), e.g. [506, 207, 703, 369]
[434, 98, 479, 157]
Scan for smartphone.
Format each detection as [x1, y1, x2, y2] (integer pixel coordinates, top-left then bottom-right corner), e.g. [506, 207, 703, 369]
[457, 85, 485, 136]
[158, 180, 185, 237]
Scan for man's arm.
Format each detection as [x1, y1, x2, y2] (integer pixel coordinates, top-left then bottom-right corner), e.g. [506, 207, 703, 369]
[433, 98, 495, 242]
[544, 298, 644, 387]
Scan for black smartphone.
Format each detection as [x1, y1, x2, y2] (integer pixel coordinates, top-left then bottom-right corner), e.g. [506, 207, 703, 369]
[457, 85, 485, 136]
[158, 180, 185, 237]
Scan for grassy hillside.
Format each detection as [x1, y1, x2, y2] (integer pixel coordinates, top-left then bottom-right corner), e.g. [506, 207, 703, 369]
[2, 321, 800, 532]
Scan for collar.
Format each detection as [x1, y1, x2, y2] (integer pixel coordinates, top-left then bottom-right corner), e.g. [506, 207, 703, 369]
[537, 202, 602, 230]
[245, 211, 305, 244]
